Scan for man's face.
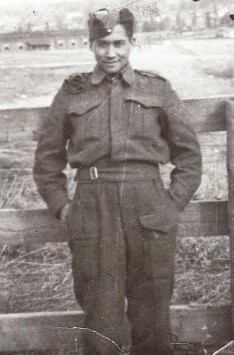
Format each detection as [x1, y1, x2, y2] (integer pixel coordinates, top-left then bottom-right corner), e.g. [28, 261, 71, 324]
[91, 24, 131, 74]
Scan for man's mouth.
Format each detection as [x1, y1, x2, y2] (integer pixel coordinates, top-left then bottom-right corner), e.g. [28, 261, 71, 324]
[104, 61, 119, 64]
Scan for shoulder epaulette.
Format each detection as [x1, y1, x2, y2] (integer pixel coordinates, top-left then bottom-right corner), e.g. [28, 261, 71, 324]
[65, 72, 92, 94]
[135, 69, 167, 82]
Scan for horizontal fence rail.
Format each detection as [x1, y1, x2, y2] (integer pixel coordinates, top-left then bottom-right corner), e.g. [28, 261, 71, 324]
[0, 305, 232, 352]
[0, 95, 234, 145]
[0, 200, 229, 245]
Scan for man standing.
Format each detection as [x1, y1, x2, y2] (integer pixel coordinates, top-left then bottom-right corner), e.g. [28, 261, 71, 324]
[33, 8, 202, 355]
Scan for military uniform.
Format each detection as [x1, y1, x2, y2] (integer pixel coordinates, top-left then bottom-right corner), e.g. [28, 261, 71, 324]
[33, 64, 202, 355]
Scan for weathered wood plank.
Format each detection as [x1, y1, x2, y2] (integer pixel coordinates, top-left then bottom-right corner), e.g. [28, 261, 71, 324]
[0, 107, 48, 142]
[0, 96, 233, 143]
[0, 208, 66, 245]
[226, 99, 234, 337]
[171, 304, 232, 344]
[0, 200, 229, 245]
[0, 305, 231, 352]
[0, 310, 84, 352]
[178, 200, 229, 237]
[183, 96, 233, 132]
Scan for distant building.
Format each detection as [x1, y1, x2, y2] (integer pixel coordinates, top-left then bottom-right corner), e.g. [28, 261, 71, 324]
[0, 28, 87, 52]
[25, 38, 51, 51]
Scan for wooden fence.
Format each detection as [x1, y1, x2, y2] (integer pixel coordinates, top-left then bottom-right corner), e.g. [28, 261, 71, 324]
[0, 95, 234, 352]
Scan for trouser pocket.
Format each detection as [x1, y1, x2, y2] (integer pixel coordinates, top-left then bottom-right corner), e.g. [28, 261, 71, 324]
[67, 189, 100, 306]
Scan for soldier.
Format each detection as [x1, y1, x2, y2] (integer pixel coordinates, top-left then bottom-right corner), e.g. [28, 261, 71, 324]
[33, 8, 202, 355]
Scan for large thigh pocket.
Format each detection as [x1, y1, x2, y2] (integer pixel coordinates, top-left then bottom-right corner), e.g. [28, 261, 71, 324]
[139, 214, 177, 280]
[66, 196, 99, 281]
[71, 238, 99, 281]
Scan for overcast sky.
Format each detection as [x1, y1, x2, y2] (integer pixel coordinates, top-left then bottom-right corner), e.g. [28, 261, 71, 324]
[0, 0, 174, 15]
[0, 0, 229, 13]
[1, 0, 227, 22]
[0, 0, 141, 11]
[0, 0, 175, 32]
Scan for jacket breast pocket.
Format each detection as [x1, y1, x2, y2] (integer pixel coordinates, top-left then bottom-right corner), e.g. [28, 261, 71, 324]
[67, 98, 103, 142]
[124, 94, 163, 140]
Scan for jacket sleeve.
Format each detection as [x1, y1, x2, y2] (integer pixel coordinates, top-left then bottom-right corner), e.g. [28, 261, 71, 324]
[162, 81, 202, 211]
[33, 84, 70, 217]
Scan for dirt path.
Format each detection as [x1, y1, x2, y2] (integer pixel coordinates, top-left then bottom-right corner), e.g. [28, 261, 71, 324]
[131, 39, 234, 98]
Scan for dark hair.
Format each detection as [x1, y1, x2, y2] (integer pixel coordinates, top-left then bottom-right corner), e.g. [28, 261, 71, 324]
[119, 8, 135, 40]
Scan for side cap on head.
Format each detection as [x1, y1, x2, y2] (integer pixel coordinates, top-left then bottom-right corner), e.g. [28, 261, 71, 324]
[88, 8, 134, 41]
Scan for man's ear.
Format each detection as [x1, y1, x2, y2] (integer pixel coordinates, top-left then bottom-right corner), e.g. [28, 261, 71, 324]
[89, 40, 94, 51]
[131, 36, 136, 45]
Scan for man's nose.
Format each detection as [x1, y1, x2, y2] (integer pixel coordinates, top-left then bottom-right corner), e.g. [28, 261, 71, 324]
[106, 44, 115, 58]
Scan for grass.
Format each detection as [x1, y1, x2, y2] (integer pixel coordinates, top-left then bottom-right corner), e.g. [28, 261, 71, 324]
[0, 244, 77, 313]
[173, 236, 230, 305]
[0, 169, 44, 210]
[204, 63, 234, 79]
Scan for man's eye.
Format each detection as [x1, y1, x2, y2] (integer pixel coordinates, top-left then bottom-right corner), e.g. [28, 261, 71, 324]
[98, 42, 108, 48]
[114, 41, 124, 47]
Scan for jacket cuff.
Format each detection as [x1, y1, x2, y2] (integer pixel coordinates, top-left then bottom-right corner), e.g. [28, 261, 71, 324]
[46, 190, 70, 218]
[167, 189, 187, 212]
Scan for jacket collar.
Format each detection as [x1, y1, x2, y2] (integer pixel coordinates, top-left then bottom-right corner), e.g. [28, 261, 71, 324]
[91, 63, 134, 86]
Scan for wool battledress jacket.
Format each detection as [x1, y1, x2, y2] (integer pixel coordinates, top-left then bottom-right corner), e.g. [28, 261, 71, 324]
[33, 64, 202, 219]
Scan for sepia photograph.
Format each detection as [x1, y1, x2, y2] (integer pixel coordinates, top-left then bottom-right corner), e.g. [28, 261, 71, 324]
[0, 0, 234, 354]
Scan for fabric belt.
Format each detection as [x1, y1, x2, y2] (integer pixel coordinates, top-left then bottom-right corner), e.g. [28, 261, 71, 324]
[75, 161, 160, 182]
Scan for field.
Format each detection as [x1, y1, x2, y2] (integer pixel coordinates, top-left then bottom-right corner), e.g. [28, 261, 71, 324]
[0, 38, 233, 109]
[0, 37, 233, 328]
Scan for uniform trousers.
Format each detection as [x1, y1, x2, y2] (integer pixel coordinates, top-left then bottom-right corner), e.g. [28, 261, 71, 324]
[66, 167, 178, 355]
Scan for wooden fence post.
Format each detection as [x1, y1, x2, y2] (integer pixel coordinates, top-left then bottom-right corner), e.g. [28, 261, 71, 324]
[226, 99, 234, 336]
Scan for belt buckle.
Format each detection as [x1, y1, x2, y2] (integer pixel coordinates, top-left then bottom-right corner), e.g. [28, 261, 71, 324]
[90, 166, 98, 180]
